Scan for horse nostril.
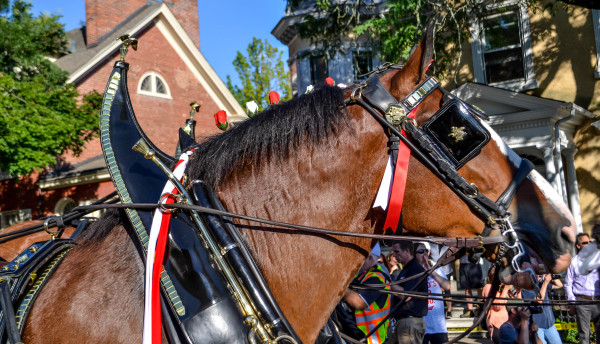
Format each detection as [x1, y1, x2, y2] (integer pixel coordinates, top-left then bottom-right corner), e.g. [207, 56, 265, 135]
[561, 221, 576, 244]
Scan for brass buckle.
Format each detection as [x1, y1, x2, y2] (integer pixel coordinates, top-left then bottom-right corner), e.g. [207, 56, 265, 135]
[44, 218, 61, 240]
[159, 192, 183, 213]
[385, 105, 407, 126]
[350, 83, 366, 102]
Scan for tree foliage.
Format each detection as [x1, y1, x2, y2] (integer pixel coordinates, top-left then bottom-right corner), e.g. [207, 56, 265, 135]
[226, 38, 291, 112]
[0, 0, 101, 176]
[286, 0, 598, 81]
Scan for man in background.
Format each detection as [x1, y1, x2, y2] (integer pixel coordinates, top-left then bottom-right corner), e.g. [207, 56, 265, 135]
[564, 232, 600, 344]
[459, 253, 483, 318]
[387, 241, 427, 344]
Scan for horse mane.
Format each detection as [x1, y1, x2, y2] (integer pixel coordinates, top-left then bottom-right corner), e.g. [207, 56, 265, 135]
[76, 208, 133, 245]
[186, 85, 350, 189]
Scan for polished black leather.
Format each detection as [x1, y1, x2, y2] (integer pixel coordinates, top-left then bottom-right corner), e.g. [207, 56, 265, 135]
[101, 61, 250, 343]
[361, 76, 399, 114]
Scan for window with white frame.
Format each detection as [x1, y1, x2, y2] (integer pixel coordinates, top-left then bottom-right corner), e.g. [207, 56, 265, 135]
[470, 1, 538, 91]
[593, 10, 600, 78]
[353, 50, 373, 81]
[0, 209, 32, 229]
[138, 72, 171, 99]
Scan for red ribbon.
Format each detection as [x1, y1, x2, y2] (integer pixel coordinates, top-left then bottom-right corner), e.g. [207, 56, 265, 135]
[383, 110, 416, 233]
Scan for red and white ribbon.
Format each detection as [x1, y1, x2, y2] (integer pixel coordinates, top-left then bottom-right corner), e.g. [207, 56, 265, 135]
[143, 150, 194, 344]
[372, 110, 416, 233]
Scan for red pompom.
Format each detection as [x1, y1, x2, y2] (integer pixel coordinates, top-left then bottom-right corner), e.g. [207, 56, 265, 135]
[269, 91, 280, 105]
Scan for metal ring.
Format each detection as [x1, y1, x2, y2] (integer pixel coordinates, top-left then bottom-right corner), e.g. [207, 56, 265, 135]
[350, 83, 365, 102]
[220, 243, 238, 256]
[466, 183, 479, 198]
[43, 218, 59, 239]
[159, 193, 178, 213]
[401, 116, 417, 130]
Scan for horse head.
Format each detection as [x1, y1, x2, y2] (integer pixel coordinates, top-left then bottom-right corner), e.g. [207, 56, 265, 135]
[378, 23, 575, 283]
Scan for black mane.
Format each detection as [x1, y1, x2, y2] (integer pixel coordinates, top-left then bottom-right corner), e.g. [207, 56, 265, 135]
[186, 85, 350, 188]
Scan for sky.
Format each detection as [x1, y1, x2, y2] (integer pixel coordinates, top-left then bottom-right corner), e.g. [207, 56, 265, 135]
[29, 0, 290, 86]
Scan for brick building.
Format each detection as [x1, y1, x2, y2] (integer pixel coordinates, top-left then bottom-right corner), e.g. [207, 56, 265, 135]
[0, 0, 245, 227]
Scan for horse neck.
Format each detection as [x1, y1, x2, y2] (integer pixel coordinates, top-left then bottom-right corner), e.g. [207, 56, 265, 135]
[217, 106, 389, 342]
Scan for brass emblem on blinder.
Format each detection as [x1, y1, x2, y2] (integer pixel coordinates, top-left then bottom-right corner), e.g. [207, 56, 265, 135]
[385, 105, 407, 126]
[449, 126, 467, 142]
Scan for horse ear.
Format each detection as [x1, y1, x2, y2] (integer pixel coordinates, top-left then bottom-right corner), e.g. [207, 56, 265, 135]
[398, 21, 435, 85]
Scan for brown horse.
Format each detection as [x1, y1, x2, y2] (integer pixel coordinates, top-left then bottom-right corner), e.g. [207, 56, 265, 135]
[0, 220, 75, 266]
[20, 28, 574, 344]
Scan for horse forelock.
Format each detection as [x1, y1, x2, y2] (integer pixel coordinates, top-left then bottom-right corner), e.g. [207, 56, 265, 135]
[185, 86, 350, 189]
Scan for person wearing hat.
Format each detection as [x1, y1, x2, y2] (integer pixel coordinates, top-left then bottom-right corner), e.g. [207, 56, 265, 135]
[343, 243, 391, 344]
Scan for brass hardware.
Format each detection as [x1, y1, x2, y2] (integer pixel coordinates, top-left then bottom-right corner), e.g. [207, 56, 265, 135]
[136, 137, 277, 343]
[132, 139, 155, 160]
[449, 126, 467, 142]
[475, 235, 484, 249]
[2, 266, 9, 271]
[29, 246, 38, 253]
[189, 102, 200, 120]
[159, 192, 182, 213]
[466, 183, 479, 198]
[15, 254, 28, 264]
[220, 243, 238, 256]
[29, 272, 37, 286]
[385, 105, 407, 126]
[117, 34, 138, 61]
[350, 83, 366, 102]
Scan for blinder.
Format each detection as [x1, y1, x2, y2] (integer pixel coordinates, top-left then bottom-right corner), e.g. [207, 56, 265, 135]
[421, 100, 490, 169]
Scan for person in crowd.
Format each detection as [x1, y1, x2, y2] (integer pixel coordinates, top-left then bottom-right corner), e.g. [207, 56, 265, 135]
[482, 266, 512, 344]
[499, 305, 539, 344]
[459, 253, 483, 318]
[343, 243, 391, 344]
[387, 241, 428, 344]
[564, 232, 600, 344]
[387, 251, 401, 279]
[414, 243, 451, 344]
[428, 243, 454, 319]
[521, 272, 561, 344]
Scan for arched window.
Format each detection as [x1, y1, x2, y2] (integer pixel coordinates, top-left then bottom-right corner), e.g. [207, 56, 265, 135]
[137, 71, 171, 99]
[54, 197, 76, 215]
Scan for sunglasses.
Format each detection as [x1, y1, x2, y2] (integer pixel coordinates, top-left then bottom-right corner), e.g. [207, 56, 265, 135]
[581, 241, 590, 245]
[416, 249, 427, 254]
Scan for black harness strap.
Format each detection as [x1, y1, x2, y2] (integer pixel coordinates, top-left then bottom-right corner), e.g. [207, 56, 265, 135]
[0, 281, 20, 344]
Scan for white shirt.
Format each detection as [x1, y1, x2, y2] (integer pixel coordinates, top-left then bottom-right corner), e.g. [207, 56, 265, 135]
[424, 268, 447, 334]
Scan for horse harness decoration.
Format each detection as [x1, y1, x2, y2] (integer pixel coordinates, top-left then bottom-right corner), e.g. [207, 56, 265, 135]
[0, 46, 540, 344]
[348, 63, 537, 285]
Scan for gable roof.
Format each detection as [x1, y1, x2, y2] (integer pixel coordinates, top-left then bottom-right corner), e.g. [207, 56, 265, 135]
[56, 2, 245, 118]
[453, 82, 595, 147]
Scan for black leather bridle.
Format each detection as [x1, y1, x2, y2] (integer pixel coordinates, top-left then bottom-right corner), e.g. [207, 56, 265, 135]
[346, 64, 535, 272]
[348, 65, 533, 231]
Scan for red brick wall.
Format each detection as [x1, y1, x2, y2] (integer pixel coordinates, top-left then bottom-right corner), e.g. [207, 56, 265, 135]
[41, 181, 115, 216]
[0, 175, 40, 216]
[85, 0, 147, 46]
[170, 0, 200, 49]
[3, 10, 221, 218]
[72, 23, 222, 166]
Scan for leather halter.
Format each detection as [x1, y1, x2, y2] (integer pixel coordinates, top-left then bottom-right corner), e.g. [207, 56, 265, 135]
[348, 66, 534, 233]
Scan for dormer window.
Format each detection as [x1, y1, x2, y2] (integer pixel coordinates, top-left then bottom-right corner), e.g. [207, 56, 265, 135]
[138, 72, 171, 99]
